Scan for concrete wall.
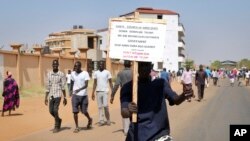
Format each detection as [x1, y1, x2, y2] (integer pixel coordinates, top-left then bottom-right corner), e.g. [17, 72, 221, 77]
[0, 50, 81, 90]
[0, 54, 4, 90]
[0, 50, 123, 91]
[20, 54, 40, 88]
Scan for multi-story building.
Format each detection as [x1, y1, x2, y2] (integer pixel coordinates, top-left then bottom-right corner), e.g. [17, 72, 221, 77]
[45, 25, 102, 62]
[97, 28, 109, 59]
[98, 7, 185, 71]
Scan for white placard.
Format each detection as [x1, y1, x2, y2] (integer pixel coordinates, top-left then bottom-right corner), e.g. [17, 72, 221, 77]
[109, 20, 166, 62]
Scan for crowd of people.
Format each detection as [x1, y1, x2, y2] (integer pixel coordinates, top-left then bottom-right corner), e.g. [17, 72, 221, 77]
[2, 59, 250, 141]
[44, 59, 194, 141]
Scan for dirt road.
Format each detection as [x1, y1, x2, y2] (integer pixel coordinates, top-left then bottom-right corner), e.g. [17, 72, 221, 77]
[1, 79, 250, 141]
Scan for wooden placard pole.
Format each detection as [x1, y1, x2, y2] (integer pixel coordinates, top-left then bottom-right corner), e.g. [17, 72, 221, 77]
[132, 61, 138, 123]
[132, 11, 139, 123]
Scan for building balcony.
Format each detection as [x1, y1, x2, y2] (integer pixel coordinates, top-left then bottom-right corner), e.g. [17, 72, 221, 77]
[178, 41, 185, 49]
[178, 56, 185, 62]
[178, 53, 185, 58]
[178, 24, 185, 37]
[45, 36, 71, 42]
[179, 38, 185, 44]
[178, 48, 185, 54]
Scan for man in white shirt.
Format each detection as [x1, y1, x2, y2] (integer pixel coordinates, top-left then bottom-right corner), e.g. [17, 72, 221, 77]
[245, 70, 250, 86]
[66, 70, 71, 97]
[211, 69, 219, 86]
[181, 66, 194, 102]
[92, 61, 113, 126]
[70, 61, 92, 133]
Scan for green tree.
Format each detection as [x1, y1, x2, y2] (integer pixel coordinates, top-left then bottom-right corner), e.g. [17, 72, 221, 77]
[184, 59, 194, 69]
[210, 60, 221, 69]
[238, 58, 250, 69]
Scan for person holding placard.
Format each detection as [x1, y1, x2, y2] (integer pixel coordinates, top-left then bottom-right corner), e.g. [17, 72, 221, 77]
[120, 62, 194, 141]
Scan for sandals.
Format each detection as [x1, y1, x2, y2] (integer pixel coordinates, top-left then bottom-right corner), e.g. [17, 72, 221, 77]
[73, 128, 80, 133]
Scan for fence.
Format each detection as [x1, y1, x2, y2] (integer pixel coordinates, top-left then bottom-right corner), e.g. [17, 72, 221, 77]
[0, 44, 124, 91]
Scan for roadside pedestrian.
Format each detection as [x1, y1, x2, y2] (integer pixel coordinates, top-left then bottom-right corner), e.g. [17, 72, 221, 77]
[2, 71, 20, 116]
[110, 60, 132, 136]
[195, 65, 208, 102]
[212, 69, 219, 86]
[120, 62, 194, 141]
[66, 70, 72, 97]
[181, 66, 194, 102]
[245, 69, 250, 86]
[44, 59, 67, 133]
[229, 70, 235, 87]
[237, 70, 243, 86]
[168, 70, 172, 83]
[92, 61, 113, 126]
[176, 69, 182, 83]
[172, 71, 176, 81]
[205, 66, 211, 87]
[160, 68, 169, 83]
[192, 69, 196, 79]
[70, 61, 93, 133]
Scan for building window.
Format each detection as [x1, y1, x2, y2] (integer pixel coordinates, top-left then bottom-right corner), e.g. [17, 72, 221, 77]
[157, 15, 163, 19]
[100, 39, 102, 45]
[88, 37, 94, 49]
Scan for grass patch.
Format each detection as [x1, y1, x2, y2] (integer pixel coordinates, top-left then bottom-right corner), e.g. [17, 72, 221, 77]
[20, 86, 45, 98]
[0, 79, 113, 99]
[0, 86, 45, 99]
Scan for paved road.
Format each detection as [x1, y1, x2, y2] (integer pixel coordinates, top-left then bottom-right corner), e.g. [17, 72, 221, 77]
[10, 79, 250, 141]
[172, 79, 250, 141]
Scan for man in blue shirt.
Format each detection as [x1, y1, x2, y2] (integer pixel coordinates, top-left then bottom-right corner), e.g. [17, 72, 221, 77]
[120, 62, 193, 141]
[160, 68, 169, 82]
[205, 67, 211, 87]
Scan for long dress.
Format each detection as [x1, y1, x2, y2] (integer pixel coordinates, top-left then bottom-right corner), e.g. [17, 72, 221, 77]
[2, 76, 20, 112]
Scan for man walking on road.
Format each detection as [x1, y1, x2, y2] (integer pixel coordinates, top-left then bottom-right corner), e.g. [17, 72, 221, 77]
[181, 65, 194, 102]
[160, 68, 169, 83]
[66, 70, 72, 97]
[205, 66, 211, 87]
[245, 69, 250, 86]
[120, 62, 194, 141]
[92, 61, 113, 126]
[70, 61, 93, 133]
[195, 65, 208, 102]
[45, 60, 67, 133]
[110, 60, 132, 135]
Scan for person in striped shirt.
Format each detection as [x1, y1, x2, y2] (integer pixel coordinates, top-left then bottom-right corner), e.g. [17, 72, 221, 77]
[45, 59, 67, 133]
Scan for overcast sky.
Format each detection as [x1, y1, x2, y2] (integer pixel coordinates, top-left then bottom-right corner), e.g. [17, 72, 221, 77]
[0, 0, 249, 65]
